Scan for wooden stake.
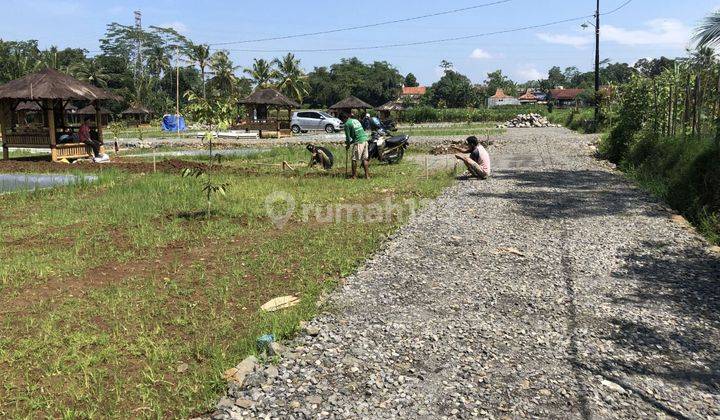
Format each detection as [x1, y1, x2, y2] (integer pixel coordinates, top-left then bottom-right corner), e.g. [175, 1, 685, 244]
[425, 155, 429, 180]
[153, 154, 156, 173]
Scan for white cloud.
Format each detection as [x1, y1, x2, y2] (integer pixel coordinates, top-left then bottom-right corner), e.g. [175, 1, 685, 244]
[538, 19, 691, 49]
[603, 19, 690, 47]
[159, 21, 188, 33]
[516, 67, 543, 82]
[469, 48, 492, 59]
[536, 33, 591, 49]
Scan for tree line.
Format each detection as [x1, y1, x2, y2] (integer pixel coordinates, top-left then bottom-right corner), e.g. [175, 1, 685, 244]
[0, 17, 694, 123]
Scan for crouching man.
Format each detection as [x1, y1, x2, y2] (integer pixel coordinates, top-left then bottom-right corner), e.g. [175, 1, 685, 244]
[453, 136, 491, 179]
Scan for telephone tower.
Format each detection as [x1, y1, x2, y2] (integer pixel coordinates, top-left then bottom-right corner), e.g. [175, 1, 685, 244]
[134, 10, 142, 80]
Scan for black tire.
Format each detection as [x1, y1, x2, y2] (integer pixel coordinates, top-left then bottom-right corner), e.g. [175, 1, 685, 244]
[325, 124, 335, 134]
[317, 146, 334, 169]
[291, 125, 301, 134]
[385, 147, 405, 164]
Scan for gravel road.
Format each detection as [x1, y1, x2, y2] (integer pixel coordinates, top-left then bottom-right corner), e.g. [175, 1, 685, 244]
[211, 127, 720, 419]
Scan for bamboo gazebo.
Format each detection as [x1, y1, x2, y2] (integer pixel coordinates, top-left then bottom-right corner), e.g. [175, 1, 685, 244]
[0, 68, 119, 161]
[377, 100, 406, 121]
[76, 104, 112, 126]
[237, 88, 300, 138]
[121, 105, 153, 126]
[329, 96, 373, 117]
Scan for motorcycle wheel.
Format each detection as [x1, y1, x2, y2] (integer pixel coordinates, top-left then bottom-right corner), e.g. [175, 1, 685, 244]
[385, 147, 404, 164]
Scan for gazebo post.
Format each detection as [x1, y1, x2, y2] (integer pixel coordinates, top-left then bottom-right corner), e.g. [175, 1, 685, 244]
[275, 106, 280, 139]
[1, 101, 10, 160]
[46, 99, 57, 161]
[93, 100, 103, 144]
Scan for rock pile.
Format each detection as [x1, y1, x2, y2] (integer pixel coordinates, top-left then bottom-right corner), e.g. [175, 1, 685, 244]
[498, 113, 560, 128]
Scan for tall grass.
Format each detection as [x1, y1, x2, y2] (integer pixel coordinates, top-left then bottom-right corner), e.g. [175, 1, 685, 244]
[623, 133, 720, 244]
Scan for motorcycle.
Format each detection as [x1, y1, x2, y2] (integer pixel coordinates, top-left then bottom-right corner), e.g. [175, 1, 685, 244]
[368, 128, 409, 164]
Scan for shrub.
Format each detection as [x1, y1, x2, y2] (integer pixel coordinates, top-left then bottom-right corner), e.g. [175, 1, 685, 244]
[626, 133, 720, 243]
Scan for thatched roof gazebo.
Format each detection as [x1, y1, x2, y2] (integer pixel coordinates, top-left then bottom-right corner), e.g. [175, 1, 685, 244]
[376, 100, 407, 120]
[0, 68, 119, 161]
[121, 105, 153, 125]
[237, 88, 300, 138]
[76, 104, 112, 126]
[329, 96, 373, 117]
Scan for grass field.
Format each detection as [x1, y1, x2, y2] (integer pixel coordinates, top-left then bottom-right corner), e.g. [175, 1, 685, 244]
[0, 146, 454, 418]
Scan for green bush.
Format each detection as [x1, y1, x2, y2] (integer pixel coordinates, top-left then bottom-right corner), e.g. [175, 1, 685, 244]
[625, 133, 720, 244]
[547, 108, 595, 132]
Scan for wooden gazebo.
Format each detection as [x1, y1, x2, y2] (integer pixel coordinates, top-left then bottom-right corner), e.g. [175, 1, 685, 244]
[377, 100, 406, 121]
[76, 104, 112, 126]
[121, 105, 153, 126]
[0, 68, 119, 161]
[237, 88, 300, 138]
[329, 96, 373, 117]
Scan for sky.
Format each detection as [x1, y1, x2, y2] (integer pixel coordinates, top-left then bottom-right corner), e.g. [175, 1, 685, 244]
[1, 0, 719, 85]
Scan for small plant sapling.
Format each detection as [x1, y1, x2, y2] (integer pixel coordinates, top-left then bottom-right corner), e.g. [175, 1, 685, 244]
[182, 168, 229, 218]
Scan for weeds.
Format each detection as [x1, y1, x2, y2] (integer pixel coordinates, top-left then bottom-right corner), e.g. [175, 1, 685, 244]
[0, 146, 453, 418]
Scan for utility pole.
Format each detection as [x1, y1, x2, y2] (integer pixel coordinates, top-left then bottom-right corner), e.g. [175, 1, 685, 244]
[594, 0, 600, 126]
[175, 46, 180, 135]
[134, 11, 142, 100]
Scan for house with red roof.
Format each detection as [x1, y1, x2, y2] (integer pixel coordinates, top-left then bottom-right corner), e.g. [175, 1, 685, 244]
[401, 86, 427, 98]
[487, 88, 521, 108]
[517, 89, 538, 104]
[549, 88, 586, 108]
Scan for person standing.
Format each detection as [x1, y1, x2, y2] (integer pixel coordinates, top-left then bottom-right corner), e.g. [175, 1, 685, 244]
[340, 112, 370, 179]
[453, 136, 491, 179]
[79, 117, 102, 158]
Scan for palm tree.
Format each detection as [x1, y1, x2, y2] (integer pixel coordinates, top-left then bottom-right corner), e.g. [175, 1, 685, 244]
[70, 59, 110, 88]
[694, 11, 720, 48]
[273, 53, 308, 103]
[209, 50, 240, 95]
[186, 43, 211, 98]
[145, 45, 171, 77]
[244, 58, 277, 89]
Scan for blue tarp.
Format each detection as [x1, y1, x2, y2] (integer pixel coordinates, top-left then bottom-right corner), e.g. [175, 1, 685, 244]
[162, 115, 187, 132]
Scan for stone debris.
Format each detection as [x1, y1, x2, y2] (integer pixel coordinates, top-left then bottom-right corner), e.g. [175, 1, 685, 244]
[497, 113, 561, 128]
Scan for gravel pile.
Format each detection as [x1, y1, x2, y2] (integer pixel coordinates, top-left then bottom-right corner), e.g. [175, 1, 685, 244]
[497, 113, 560, 128]
[207, 127, 720, 419]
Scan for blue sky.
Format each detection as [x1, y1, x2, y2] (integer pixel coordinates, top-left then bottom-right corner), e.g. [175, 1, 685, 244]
[1, 0, 718, 85]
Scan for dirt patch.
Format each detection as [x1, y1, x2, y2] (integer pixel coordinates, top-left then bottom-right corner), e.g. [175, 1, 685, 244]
[0, 157, 210, 175]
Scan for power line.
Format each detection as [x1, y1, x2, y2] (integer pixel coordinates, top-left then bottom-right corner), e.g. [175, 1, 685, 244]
[209, 0, 512, 46]
[223, 15, 595, 53]
[604, 0, 633, 15]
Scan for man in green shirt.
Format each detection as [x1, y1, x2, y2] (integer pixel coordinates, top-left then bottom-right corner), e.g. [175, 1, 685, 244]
[340, 112, 370, 179]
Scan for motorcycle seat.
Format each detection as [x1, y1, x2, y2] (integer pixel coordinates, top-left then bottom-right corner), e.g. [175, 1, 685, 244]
[385, 135, 408, 146]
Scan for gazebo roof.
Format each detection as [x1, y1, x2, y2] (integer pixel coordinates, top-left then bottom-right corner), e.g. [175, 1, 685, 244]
[0, 68, 120, 101]
[238, 88, 300, 107]
[76, 104, 111, 115]
[329, 96, 373, 110]
[121, 105, 153, 115]
[377, 100, 406, 111]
